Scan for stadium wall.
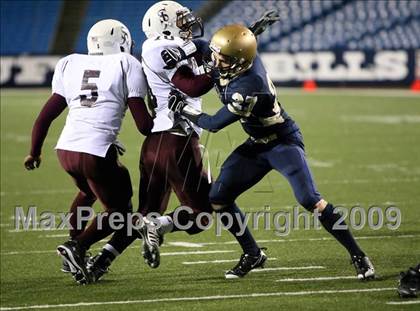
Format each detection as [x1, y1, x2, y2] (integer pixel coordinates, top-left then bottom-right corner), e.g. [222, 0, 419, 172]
[1, 50, 418, 88]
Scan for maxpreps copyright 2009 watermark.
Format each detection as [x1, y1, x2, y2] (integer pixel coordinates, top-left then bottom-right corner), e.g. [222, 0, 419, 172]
[12, 204, 402, 237]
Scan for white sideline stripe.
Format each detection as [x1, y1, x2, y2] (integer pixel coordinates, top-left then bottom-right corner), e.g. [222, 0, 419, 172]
[2, 234, 418, 255]
[183, 258, 278, 265]
[276, 276, 355, 282]
[251, 266, 324, 273]
[386, 300, 420, 305]
[0, 287, 395, 310]
[167, 242, 204, 248]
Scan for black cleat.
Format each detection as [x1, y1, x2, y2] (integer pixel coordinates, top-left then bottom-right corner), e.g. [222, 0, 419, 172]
[397, 265, 420, 298]
[225, 249, 267, 279]
[61, 253, 90, 273]
[86, 253, 112, 282]
[352, 255, 375, 280]
[61, 258, 75, 273]
[57, 240, 92, 284]
[137, 218, 162, 269]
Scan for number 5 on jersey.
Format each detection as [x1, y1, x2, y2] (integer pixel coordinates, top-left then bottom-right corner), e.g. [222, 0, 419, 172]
[80, 70, 100, 107]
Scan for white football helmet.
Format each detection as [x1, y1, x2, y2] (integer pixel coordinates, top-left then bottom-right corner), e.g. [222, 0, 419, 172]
[87, 19, 133, 55]
[142, 1, 203, 40]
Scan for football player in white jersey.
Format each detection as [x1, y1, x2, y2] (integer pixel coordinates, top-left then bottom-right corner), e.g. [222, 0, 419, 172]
[85, 1, 216, 276]
[24, 19, 153, 284]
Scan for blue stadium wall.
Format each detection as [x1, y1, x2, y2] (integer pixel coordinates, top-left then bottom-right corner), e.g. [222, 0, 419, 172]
[1, 0, 419, 87]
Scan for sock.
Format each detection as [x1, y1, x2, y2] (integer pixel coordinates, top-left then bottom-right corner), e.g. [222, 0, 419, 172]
[95, 244, 118, 268]
[156, 215, 174, 235]
[218, 203, 260, 256]
[75, 213, 114, 250]
[69, 192, 95, 239]
[318, 204, 365, 257]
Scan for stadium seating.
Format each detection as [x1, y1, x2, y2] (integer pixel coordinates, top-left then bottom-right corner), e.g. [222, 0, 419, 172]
[0, 0, 63, 54]
[1, 0, 418, 55]
[204, 0, 420, 52]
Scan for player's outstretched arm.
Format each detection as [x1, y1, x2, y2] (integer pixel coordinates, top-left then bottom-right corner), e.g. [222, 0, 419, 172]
[171, 66, 214, 98]
[168, 90, 239, 132]
[127, 97, 154, 135]
[24, 93, 67, 170]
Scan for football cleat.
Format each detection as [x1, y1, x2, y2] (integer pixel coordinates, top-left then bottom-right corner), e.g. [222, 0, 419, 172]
[57, 240, 92, 284]
[61, 258, 76, 273]
[136, 218, 161, 269]
[225, 249, 267, 279]
[352, 255, 375, 280]
[61, 253, 90, 273]
[397, 265, 420, 298]
[86, 253, 112, 282]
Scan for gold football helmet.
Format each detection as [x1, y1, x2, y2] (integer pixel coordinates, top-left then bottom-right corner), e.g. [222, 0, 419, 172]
[209, 24, 257, 79]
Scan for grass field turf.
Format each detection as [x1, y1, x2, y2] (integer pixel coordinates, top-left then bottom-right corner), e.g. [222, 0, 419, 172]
[1, 88, 419, 310]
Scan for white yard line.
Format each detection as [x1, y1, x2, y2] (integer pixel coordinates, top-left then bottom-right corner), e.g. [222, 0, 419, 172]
[251, 266, 324, 273]
[196, 234, 420, 247]
[0, 248, 234, 256]
[167, 242, 205, 248]
[386, 300, 420, 305]
[3, 234, 418, 255]
[183, 258, 278, 265]
[276, 276, 355, 282]
[161, 250, 234, 256]
[0, 287, 395, 310]
[2, 175, 419, 197]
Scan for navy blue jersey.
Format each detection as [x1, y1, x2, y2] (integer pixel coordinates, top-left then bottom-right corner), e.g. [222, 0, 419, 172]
[194, 53, 299, 141]
[214, 55, 298, 139]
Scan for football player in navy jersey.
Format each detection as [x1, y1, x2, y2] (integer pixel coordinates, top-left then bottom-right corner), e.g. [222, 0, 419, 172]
[166, 24, 375, 280]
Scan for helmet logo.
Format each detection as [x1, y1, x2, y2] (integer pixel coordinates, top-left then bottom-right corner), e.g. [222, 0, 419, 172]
[121, 28, 128, 44]
[158, 9, 169, 23]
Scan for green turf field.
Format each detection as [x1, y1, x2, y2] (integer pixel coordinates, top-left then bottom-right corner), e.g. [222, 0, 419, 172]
[1, 88, 419, 310]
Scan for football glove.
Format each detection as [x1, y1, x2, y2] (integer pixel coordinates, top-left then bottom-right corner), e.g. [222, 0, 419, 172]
[161, 41, 197, 69]
[168, 89, 187, 113]
[249, 10, 280, 36]
[24, 155, 41, 170]
[161, 48, 185, 70]
[168, 89, 202, 124]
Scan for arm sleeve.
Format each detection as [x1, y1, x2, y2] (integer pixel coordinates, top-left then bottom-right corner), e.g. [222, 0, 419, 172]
[126, 56, 147, 98]
[30, 93, 67, 156]
[127, 97, 153, 136]
[171, 65, 213, 97]
[196, 106, 240, 133]
[51, 57, 68, 97]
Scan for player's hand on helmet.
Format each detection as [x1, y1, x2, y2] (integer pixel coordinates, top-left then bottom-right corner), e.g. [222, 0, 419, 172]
[24, 155, 41, 170]
[249, 10, 280, 36]
[161, 47, 185, 69]
[168, 89, 187, 114]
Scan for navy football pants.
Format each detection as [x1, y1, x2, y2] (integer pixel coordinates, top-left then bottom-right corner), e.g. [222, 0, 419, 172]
[209, 131, 322, 211]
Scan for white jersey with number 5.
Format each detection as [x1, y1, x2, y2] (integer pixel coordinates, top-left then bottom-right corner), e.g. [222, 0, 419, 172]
[53, 53, 147, 157]
[141, 36, 203, 135]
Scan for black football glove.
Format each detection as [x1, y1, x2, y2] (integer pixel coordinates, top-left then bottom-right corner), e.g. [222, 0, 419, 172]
[249, 10, 280, 36]
[161, 47, 186, 70]
[168, 89, 187, 113]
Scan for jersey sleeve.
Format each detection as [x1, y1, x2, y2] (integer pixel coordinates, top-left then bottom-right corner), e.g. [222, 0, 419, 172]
[226, 76, 261, 117]
[51, 56, 69, 97]
[141, 37, 185, 82]
[125, 55, 147, 99]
